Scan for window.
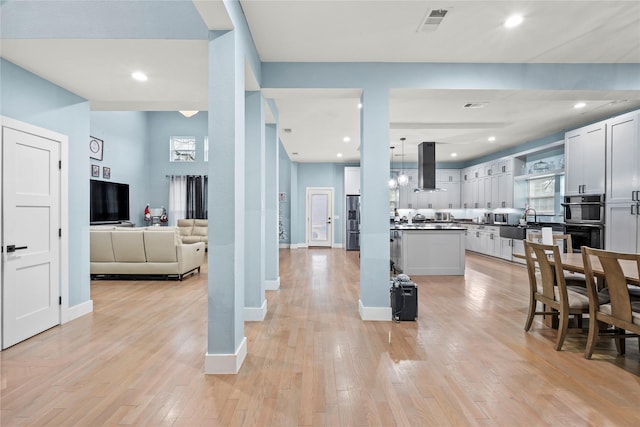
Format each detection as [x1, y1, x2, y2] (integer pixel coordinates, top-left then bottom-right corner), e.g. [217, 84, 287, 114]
[170, 136, 196, 162]
[528, 176, 556, 214]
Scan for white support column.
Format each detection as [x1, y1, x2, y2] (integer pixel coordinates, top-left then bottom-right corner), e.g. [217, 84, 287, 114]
[359, 88, 392, 321]
[244, 91, 267, 321]
[205, 29, 247, 373]
[265, 123, 280, 289]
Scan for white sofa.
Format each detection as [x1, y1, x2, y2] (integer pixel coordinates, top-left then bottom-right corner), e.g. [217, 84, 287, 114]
[90, 227, 205, 280]
[177, 219, 208, 248]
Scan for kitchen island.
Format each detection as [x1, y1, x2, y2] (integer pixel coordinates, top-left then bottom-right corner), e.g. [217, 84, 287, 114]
[390, 223, 466, 275]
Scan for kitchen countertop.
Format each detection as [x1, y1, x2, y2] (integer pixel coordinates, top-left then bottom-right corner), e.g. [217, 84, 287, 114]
[390, 224, 467, 231]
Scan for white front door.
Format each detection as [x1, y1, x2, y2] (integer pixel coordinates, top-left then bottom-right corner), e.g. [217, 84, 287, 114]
[307, 188, 333, 247]
[2, 125, 61, 349]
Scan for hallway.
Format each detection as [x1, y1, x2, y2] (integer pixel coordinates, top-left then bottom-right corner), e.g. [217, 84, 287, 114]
[1, 249, 639, 426]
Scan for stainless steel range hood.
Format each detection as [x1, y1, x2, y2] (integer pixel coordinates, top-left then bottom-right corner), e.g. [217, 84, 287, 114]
[416, 141, 442, 192]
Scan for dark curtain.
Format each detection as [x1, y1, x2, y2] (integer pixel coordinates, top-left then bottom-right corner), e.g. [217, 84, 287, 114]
[203, 175, 208, 219]
[186, 175, 208, 219]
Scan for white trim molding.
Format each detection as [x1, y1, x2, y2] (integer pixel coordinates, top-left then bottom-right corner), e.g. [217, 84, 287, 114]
[265, 277, 280, 291]
[278, 243, 290, 249]
[244, 300, 267, 321]
[290, 243, 309, 249]
[359, 299, 392, 321]
[204, 337, 247, 374]
[62, 300, 93, 324]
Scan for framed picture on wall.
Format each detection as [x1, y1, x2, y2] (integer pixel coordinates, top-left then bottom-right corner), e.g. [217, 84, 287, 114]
[103, 166, 111, 179]
[91, 164, 99, 177]
[89, 136, 104, 161]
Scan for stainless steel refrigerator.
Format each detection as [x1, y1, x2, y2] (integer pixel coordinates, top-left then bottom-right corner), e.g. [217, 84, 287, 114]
[346, 195, 360, 251]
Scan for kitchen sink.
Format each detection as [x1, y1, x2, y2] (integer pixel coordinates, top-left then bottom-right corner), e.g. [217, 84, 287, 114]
[499, 225, 527, 240]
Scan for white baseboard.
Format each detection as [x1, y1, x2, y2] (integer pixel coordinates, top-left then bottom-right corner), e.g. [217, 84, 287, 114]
[61, 300, 93, 324]
[265, 277, 280, 290]
[290, 244, 308, 249]
[244, 300, 267, 321]
[279, 243, 290, 249]
[204, 337, 247, 374]
[332, 243, 344, 249]
[359, 299, 392, 321]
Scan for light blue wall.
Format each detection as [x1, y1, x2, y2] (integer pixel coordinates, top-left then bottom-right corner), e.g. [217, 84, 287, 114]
[90, 111, 150, 226]
[146, 111, 209, 215]
[1, 58, 91, 306]
[278, 139, 291, 244]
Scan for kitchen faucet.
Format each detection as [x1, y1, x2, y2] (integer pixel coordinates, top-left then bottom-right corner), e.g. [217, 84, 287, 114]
[525, 207, 537, 223]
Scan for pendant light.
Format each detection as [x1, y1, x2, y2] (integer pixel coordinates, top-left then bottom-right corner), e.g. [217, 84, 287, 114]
[397, 137, 409, 186]
[388, 146, 398, 189]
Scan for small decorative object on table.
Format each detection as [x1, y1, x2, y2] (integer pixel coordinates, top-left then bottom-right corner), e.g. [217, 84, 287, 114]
[159, 207, 168, 224]
[144, 204, 152, 223]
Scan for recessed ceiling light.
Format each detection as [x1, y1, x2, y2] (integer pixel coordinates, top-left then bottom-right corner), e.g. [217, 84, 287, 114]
[357, 103, 363, 109]
[131, 71, 148, 82]
[451, 153, 458, 157]
[337, 153, 343, 158]
[504, 15, 523, 28]
[488, 136, 496, 142]
[574, 102, 586, 109]
[343, 137, 351, 143]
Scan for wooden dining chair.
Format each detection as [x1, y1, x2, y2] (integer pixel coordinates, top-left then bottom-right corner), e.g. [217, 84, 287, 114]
[527, 233, 586, 287]
[581, 247, 640, 359]
[523, 240, 591, 350]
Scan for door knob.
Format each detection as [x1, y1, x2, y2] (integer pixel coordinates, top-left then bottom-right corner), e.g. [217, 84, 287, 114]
[6, 245, 28, 253]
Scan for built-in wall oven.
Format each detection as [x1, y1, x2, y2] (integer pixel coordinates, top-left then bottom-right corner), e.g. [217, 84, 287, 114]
[562, 194, 605, 251]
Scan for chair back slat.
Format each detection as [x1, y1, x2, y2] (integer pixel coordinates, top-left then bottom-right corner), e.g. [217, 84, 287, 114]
[581, 247, 640, 324]
[524, 240, 567, 303]
[527, 233, 573, 253]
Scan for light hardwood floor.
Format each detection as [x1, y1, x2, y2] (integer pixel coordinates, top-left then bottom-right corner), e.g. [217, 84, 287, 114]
[1, 249, 640, 426]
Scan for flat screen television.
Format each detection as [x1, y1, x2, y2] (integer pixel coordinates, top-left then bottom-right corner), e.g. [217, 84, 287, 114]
[90, 179, 130, 223]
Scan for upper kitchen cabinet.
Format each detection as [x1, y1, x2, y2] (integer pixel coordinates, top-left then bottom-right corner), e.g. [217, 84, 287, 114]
[344, 166, 360, 195]
[606, 110, 640, 204]
[397, 169, 418, 209]
[565, 121, 606, 196]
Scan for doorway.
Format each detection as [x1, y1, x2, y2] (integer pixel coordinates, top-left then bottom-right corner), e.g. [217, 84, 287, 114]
[306, 188, 334, 247]
[1, 117, 66, 349]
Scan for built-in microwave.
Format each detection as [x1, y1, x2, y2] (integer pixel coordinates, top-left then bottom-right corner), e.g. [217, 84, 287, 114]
[562, 195, 605, 224]
[493, 213, 515, 225]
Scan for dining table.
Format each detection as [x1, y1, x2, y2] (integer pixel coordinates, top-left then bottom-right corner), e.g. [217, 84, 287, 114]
[512, 251, 640, 286]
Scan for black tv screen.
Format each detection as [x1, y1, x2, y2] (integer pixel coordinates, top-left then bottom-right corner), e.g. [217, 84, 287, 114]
[90, 180, 130, 223]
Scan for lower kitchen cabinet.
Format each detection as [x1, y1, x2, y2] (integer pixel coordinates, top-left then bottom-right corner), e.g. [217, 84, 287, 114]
[499, 237, 514, 261]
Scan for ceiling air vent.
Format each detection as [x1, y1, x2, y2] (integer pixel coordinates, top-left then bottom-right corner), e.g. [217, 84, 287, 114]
[283, 128, 293, 133]
[418, 9, 449, 32]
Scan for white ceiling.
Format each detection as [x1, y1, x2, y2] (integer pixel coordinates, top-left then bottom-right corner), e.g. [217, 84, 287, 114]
[2, 1, 640, 164]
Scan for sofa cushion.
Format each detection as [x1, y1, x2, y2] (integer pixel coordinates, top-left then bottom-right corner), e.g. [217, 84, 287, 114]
[143, 230, 178, 262]
[111, 231, 147, 262]
[90, 231, 115, 262]
[177, 219, 194, 236]
[193, 219, 208, 237]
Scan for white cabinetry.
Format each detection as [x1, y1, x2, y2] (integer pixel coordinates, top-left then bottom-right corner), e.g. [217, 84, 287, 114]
[461, 158, 514, 209]
[344, 166, 360, 195]
[436, 169, 461, 209]
[499, 237, 514, 261]
[398, 169, 418, 209]
[606, 111, 639, 204]
[605, 110, 640, 252]
[565, 121, 606, 196]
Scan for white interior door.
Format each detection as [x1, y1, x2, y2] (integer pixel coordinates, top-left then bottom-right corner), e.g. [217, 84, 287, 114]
[2, 125, 61, 349]
[307, 188, 333, 247]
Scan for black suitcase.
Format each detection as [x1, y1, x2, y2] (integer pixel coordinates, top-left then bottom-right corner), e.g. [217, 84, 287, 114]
[390, 282, 418, 321]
